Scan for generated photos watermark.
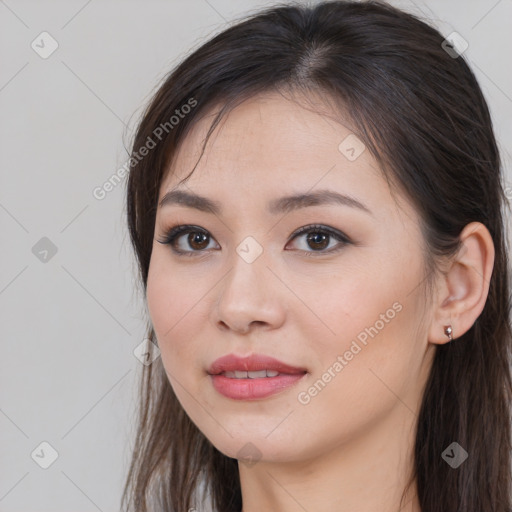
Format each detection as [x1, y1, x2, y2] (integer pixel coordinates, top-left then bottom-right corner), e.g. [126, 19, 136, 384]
[297, 301, 403, 405]
[92, 97, 197, 200]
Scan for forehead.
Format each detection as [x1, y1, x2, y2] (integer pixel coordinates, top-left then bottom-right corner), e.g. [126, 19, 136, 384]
[158, 91, 414, 224]
[164, 91, 374, 182]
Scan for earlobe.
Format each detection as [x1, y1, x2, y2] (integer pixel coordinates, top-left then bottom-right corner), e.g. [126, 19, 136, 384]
[428, 222, 495, 345]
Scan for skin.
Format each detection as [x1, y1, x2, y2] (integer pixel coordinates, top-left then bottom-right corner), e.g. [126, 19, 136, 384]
[146, 90, 495, 512]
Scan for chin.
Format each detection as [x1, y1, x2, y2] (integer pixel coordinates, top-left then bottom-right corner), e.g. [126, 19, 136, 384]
[203, 429, 304, 465]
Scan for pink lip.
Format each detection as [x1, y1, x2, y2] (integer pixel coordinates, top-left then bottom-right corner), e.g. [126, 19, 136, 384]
[207, 353, 308, 401]
[207, 353, 307, 375]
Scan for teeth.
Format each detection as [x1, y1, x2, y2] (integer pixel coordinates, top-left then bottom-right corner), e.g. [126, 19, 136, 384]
[247, 370, 267, 378]
[222, 369, 282, 379]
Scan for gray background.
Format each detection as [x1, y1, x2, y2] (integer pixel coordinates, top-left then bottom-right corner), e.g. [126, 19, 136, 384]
[1, 0, 511, 510]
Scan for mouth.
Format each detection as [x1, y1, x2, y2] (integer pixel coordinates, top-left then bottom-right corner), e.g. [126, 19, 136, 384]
[207, 353, 308, 376]
[220, 369, 298, 379]
[207, 353, 308, 400]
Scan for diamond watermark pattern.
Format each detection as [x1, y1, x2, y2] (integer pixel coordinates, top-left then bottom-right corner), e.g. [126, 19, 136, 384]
[31, 441, 59, 469]
[441, 32, 469, 59]
[133, 338, 161, 366]
[338, 133, 366, 161]
[441, 441, 469, 468]
[32, 237, 58, 263]
[237, 442, 262, 467]
[31, 31, 59, 59]
[236, 236, 263, 264]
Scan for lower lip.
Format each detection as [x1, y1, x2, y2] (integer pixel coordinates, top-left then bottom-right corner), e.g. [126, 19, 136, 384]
[210, 373, 307, 400]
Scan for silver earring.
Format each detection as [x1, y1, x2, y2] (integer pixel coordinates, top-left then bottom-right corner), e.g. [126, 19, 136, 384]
[444, 325, 453, 341]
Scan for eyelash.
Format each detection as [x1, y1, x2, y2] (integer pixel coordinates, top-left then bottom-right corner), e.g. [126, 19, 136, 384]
[156, 223, 351, 258]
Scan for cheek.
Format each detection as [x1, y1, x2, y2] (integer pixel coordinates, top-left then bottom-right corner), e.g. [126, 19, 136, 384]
[298, 255, 424, 392]
[146, 259, 185, 358]
[146, 253, 194, 332]
[146, 256, 208, 376]
[291, 302, 420, 450]
[146, 261, 171, 331]
[288, 264, 391, 353]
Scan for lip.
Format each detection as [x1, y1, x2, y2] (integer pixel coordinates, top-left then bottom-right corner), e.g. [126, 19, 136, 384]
[207, 353, 308, 401]
[207, 353, 307, 376]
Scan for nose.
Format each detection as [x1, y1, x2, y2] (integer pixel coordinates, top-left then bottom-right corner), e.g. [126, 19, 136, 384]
[212, 250, 286, 334]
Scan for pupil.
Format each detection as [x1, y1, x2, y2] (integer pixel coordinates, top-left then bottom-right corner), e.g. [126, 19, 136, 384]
[189, 232, 208, 249]
[307, 232, 328, 250]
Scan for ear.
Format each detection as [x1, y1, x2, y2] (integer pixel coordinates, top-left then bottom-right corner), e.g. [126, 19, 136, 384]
[428, 222, 495, 345]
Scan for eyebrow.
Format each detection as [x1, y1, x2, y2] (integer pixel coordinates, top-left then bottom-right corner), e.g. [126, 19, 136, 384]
[158, 188, 373, 216]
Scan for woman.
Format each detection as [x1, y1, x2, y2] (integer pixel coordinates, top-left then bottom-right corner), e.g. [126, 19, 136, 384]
[121, 1, 512, 511]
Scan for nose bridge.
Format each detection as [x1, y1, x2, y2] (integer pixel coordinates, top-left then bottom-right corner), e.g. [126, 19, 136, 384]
[223, 235, 269, 303]
[213, 234, 284, 331]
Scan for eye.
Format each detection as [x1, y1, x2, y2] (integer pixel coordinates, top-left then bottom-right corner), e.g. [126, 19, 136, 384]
[156, 225, 219, 256]
[286, 224, 350, 257]
[156, 223, 350, 257]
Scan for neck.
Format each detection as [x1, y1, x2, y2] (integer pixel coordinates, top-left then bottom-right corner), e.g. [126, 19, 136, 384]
[238, 402, 422, 512]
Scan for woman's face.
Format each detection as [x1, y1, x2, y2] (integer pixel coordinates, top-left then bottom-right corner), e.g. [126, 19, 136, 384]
[146, 91, 436, 463]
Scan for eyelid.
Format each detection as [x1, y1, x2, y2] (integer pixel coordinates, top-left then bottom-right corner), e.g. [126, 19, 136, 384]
[287, 224, 350, 245]
[156, 224, 219, 257]
[285, 224, 350, 257]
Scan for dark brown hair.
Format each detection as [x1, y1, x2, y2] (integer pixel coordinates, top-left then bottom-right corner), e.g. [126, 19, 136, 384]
[121, 1, 512, 511]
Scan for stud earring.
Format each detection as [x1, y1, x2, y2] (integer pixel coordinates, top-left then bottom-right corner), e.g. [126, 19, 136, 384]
[444, 325, 453, 341]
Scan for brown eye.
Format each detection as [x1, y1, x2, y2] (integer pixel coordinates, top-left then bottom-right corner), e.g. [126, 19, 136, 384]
[156, 225, 219, 255]
[188, 231, 210, 250]
[287, 224, 350, 257]
[305, 232, 330, 250]
[157, 223, 350, 258]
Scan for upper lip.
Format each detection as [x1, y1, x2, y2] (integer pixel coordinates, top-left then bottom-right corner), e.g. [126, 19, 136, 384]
[207, 353, 307, 375]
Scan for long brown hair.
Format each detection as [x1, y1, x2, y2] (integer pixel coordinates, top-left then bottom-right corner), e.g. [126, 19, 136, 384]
[121, 1, 512, 510]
